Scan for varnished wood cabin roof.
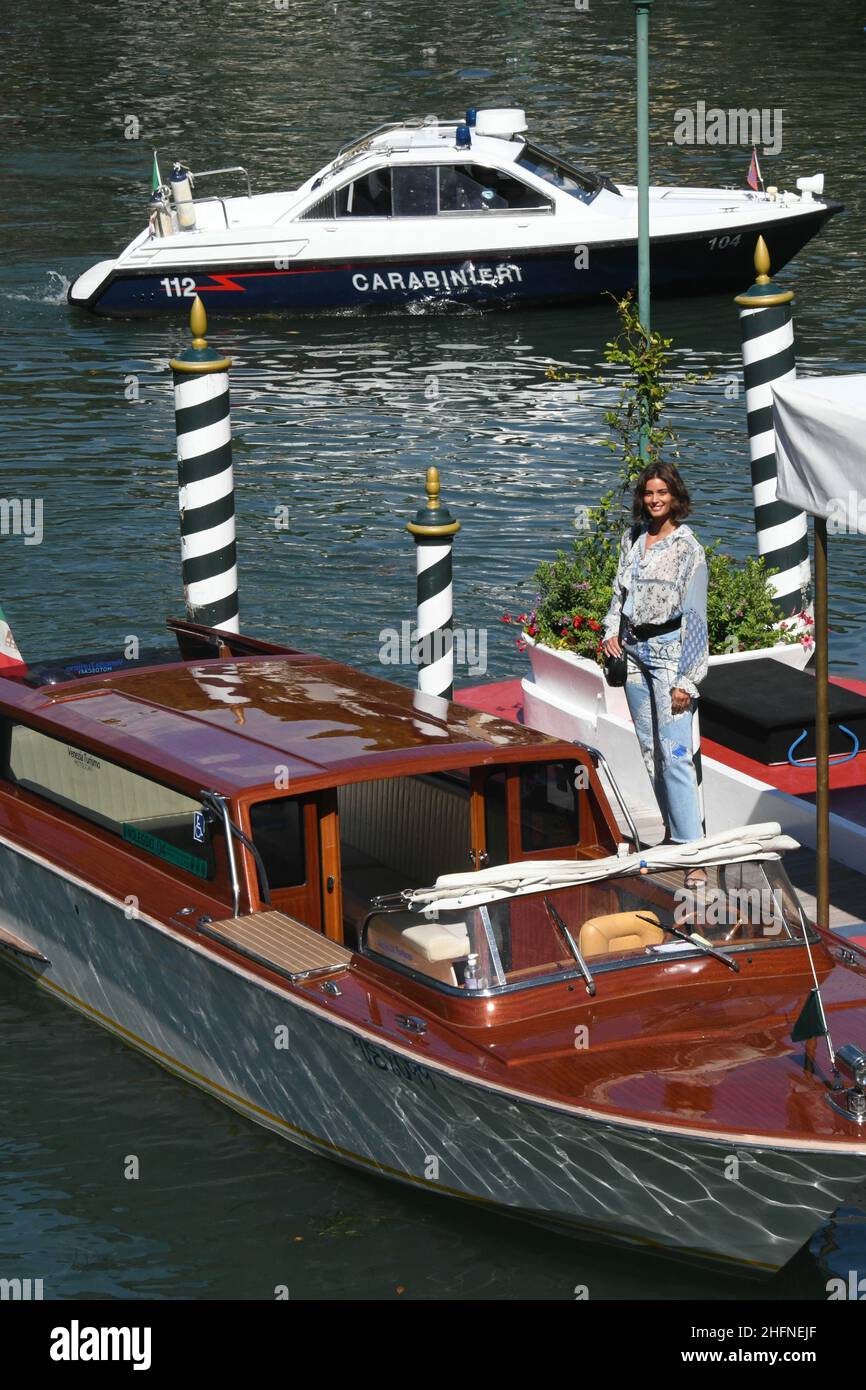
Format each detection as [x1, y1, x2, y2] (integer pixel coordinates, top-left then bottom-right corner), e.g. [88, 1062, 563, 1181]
[1, 653, 579, 798]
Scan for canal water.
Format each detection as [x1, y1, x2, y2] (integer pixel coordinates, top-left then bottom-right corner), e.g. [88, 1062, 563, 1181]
[1, 0, 864, 1299]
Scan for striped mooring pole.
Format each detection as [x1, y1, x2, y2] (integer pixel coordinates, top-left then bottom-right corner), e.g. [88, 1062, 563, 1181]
[169, 298, 239, 632]
[407, 466, 460, 699]
[735, 237, 811, 617]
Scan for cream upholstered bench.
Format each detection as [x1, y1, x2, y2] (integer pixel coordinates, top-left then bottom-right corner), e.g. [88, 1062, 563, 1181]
[579, 910, 664, 959]
[365, 911, 470, 986]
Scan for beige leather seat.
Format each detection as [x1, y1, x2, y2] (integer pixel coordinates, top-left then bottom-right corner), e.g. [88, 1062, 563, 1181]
[579, 910, 664, 958]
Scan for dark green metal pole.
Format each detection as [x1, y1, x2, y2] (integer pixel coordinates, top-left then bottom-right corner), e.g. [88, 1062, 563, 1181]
[635, 0, 653, 461]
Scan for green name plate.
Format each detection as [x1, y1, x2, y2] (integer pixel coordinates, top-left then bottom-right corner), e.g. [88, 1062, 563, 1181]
[122, 824, 209, 879]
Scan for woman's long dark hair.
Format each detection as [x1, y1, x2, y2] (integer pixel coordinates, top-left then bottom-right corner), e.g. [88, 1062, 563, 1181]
[632, 462, 691, 523]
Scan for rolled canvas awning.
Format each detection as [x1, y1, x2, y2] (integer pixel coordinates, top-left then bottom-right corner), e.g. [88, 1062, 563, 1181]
[406, 823, 799, 912]
[773, 374, 866, 527]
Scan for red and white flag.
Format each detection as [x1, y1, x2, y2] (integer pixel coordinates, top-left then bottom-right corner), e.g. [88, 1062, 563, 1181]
[0, 604, 27, 678]
[747, 147, 762, 192]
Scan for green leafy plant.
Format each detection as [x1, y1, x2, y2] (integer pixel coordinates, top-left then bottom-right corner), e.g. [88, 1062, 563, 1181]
[510, 294, 812, 665]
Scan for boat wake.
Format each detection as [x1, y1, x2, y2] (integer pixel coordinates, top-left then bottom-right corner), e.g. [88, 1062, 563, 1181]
[3, 270, 72, 305]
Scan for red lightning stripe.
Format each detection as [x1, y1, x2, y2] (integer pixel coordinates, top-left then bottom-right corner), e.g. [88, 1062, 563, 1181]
[197, 265, 355, 293]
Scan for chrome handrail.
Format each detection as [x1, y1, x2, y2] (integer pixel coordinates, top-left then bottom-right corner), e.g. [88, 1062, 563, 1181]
[190, 165, 252, 199]
[201, 790, 240, 917]
[578, 741, 641, 849]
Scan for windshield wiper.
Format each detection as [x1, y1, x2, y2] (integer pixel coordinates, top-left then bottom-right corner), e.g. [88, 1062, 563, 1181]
[544, 896, 596, 996]
[636, 912, 740, 973]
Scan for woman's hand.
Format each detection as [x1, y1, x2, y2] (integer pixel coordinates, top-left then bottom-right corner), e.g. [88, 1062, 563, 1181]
[671, 687, 691, 715]
[602, 636, 622, 659]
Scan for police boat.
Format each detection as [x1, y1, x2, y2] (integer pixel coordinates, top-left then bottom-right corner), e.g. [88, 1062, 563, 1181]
[68, 108, 841, 317]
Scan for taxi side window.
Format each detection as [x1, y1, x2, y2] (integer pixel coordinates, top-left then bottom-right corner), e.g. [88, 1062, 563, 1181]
[249, 798, 306, 889]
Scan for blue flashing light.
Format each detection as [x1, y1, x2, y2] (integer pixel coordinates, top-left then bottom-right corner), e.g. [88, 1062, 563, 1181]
[465, 108, 477, 127]
[456, 124, 472, 149]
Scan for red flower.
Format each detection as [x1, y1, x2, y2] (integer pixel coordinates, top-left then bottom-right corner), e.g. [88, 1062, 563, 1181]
[500, 614, 512, 624]
[573, 615, 584, 629]
[526, 624, 537, 637]
[587, 619, 601, 632]
[515, 638, 526, 651]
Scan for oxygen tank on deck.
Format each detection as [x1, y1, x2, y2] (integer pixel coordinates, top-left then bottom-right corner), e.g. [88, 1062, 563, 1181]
[170, 162, 197, 230]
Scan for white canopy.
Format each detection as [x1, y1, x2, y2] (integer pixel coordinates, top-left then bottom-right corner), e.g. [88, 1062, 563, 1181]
[405, 823, 799, 913]
[773, 374, 866, 528]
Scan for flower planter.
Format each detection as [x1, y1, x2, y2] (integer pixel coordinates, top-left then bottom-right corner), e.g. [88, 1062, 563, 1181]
[524, 633, 811, 725]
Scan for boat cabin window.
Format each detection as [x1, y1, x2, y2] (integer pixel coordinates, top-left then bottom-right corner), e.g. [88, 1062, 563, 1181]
[2, 723, 215, 879]
[249, 798, 306, 889]
[515, 145, 613, 204]
[520, 760, 582, 852]
[439, 165, 552, 213]
[362, 858, 815, 994]
[299, 170, 393, 219]
[391, 165, 439, 217]
[338, 770, 472, 931]
[298, 163, 551, 220]
[336, 168, 393, 216]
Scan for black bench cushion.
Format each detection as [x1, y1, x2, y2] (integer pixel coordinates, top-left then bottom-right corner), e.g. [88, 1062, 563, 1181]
[698, 659, 866, 764]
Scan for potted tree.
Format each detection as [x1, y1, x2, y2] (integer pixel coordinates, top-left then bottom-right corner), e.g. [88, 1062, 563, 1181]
[507, 296, 813, 719]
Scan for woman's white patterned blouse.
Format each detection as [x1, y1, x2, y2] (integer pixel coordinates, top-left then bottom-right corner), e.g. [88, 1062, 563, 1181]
[602, 523, 709, 698]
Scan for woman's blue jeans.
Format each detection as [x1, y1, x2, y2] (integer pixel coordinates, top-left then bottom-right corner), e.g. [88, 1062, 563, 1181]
[624, 631, 704, 843]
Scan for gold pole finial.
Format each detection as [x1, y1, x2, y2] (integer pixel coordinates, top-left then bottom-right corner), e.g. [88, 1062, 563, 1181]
[754, 236, 772, 285]
[733, 235, 793, 307]
[190, 295, 208, 348]
[407, 463, 460, 537]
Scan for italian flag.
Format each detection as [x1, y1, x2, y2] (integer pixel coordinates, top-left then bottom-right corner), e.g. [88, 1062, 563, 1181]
[0, 604, 26, 678]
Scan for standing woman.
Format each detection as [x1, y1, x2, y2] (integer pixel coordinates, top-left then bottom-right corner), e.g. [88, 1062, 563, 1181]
[602, 462, 709, 873]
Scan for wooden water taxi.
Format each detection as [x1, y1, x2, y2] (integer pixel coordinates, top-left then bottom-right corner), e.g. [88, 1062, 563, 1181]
[1, 616, 865, 1273]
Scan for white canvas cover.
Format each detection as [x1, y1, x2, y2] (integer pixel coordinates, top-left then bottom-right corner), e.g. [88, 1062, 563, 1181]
[406, 823, 799, 912]
[773, 374, 866, 529]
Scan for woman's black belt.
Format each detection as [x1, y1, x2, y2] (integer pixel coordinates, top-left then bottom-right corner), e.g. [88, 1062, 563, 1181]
[627, 615, 682, 640]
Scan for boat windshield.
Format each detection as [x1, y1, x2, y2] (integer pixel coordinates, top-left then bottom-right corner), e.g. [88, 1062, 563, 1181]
[362, 857, 814, 994]
[515, 143, 619, 203]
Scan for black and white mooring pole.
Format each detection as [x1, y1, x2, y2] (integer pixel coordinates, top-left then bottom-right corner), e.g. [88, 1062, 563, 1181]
[169, 298, 239, 632]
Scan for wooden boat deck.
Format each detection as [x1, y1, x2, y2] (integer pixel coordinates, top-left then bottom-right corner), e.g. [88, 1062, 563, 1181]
[200, 910, 353, 982]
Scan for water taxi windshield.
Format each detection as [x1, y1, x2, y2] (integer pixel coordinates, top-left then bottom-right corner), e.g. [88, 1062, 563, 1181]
[362, 857, 814, 995]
